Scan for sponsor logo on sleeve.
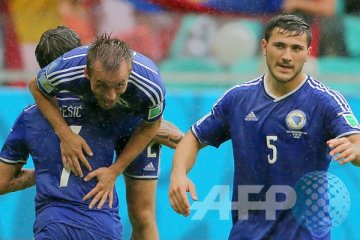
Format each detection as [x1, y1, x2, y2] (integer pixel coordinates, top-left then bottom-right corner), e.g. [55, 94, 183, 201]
[148, 102, 163, 119]
[343, 113, 360, 128]
[38, 75, 54, 93]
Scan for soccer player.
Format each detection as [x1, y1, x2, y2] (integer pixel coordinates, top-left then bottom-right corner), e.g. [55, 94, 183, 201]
[0, 98, 131, 239]
[169, 14, 360, 239]
[29, 26, 183, 240]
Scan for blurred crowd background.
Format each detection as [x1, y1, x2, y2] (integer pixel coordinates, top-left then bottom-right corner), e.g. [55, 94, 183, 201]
[0, 0, 360, 87]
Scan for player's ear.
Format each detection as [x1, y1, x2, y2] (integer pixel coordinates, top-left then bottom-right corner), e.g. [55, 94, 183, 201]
[261, 39, 267, 56]
[306, 46, 312, 60]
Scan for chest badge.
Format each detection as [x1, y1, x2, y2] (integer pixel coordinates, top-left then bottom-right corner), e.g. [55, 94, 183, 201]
[286, 110, 306, 130]
[286, 110, 307, 139]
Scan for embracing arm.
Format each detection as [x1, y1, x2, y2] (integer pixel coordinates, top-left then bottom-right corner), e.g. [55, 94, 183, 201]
[152, 119, 184, 149]
[111, 118, 161, 176]
[83, 118, 161, 208]
[29, 79, 69, 139]
[0, 162, 35, 195]
[29, 79, 92, 176]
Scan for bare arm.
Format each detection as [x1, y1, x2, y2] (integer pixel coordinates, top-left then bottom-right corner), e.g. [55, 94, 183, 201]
[152, 119, 184, 149]
[29, 79, 70, 138]
[29, 79, 92, 176]
[83, 118, 161, 209]
[169, 131, 206, 216]
[327, 134, 360, 167]
[0, 162, 35, 195]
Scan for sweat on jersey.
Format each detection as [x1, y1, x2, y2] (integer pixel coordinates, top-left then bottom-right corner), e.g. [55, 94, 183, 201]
[192, 75, 360, 240]
[35, 46, 166, 122]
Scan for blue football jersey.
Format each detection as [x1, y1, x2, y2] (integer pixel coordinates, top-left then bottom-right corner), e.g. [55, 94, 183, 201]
[192, 75, 360, 240]
[35, 46, 166, 122]
[0, 97, 141, 239]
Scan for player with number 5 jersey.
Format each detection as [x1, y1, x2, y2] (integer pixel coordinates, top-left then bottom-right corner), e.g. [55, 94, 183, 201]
[169, 14, 360, 240]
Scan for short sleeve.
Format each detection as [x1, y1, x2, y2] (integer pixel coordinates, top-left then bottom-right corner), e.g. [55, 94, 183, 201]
[0, 111, 29, 165]
[323, 90, 360, 138]
[191, 89, 234, 147]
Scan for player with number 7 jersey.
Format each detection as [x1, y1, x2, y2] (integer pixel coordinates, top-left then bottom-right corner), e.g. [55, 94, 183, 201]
[0, 94, 158, 239]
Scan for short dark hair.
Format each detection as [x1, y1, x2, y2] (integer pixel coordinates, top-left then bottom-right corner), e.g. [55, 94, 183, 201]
[35, 26, 81, 68]
[86, 33, 132, 76]
[264, 14, 312, 46]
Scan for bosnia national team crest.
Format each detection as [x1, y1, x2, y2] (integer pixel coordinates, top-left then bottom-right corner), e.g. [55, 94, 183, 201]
[286, 110, 307, 138]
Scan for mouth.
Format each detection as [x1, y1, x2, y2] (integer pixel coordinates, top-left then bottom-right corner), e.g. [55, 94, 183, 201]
[277, 63, 293, 69]
[277, 63, 293, 73]
[100, 100, 116, 109]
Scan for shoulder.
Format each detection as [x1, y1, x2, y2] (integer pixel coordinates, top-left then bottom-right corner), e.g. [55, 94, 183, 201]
[221, 76, 263, 100]
[305, 76, 350, 111]
[128, 51, 165, 107]
[131, 51, 159, 74]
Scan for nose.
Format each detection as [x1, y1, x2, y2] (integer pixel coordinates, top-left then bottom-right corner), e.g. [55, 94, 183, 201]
[104, 88, 117, 102]
[281, 48, 292, 63]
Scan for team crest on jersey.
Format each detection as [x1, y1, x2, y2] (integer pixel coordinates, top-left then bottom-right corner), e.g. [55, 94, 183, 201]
[286, 110, 307, 139]
[286, 110, 306, 130]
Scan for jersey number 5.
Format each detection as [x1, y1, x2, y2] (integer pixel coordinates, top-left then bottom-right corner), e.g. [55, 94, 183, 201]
[266, 135, 278, 164]
[59, 126, 82, 187]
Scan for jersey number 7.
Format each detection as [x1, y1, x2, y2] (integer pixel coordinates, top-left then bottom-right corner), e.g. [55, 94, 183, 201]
[59, 126, 82, 187]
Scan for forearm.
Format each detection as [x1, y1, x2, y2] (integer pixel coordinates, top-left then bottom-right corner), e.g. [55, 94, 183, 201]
[4, 170, 35, 194]
[0, 162, 35, 195]
[29, 79, 71, 137]
[152, 119, 184, 149]
[110, 118, 161, 176]
[171, 131, 204, 175]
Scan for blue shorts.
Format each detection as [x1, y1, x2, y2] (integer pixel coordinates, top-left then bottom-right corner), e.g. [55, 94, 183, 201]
[34, 222, 122, 240]
[123, 141, 161, 179]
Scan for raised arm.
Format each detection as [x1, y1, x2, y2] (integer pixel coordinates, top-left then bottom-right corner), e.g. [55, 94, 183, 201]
[0, 162, 35, 195]
[29, 79, 92, 176]
[169, 131, 206, 216]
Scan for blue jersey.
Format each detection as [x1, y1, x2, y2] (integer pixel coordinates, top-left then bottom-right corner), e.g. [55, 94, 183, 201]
[0, 97, 141, 239]
[192, 75, 360, 240]
[35, 46, 166, 122]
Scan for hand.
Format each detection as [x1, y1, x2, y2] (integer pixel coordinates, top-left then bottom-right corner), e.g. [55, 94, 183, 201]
[327, 137, 358, 164]
[60, 131, 93, 177]
[168, 171, 198, 216]
[83, 167, 117, 209]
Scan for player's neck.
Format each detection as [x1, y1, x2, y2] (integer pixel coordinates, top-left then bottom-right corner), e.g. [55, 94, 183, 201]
[264, 73, 307, 99]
